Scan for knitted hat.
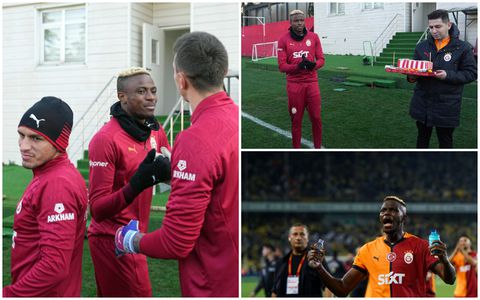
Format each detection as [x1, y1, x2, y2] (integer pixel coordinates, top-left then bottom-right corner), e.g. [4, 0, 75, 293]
[18, 96, 73, 152]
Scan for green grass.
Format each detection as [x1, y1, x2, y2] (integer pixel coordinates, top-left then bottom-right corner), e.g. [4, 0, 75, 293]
[241, 275, 455, 297]
[2, 164, 180, 296]
[242, 56, 477, 148]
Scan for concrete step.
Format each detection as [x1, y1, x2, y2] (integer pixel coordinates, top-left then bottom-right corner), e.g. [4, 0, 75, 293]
[346, 76, 396, 88]
[342, 81, 364, 87]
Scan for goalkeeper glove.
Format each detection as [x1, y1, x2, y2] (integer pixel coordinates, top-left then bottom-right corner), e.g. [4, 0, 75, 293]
[115, 220, 140, 256]
[129, 149, 171, 193]
[302, 54, 316, 70]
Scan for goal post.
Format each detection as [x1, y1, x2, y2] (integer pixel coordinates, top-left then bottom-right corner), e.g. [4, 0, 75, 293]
[252, 41, 278, 62]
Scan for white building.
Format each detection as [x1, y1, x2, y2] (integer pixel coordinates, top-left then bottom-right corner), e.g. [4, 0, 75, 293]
[314, 2, 477, 55]
[3, 2, 239, 165]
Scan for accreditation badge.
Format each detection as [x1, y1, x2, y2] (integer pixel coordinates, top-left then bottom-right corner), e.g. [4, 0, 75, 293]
[286, 275, 299, 294]
[444, 53, 452, 62]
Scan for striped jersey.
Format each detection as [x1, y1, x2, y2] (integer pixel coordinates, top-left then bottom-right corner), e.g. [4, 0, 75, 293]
[353, 232, 439, 297]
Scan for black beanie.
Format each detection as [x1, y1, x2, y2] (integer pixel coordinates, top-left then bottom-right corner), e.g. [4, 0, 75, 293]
[18, 96, 73, 152]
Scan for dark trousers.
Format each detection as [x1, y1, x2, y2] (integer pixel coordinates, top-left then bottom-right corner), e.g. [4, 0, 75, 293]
[416, 121, 455, 148]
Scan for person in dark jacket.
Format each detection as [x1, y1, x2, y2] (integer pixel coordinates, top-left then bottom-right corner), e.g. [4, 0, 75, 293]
[272, 224, 331, 297]
[408, 9, 477, 148]
[250, 244, 280, 297]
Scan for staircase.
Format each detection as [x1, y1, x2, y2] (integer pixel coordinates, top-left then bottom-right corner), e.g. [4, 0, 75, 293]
[76, 111, 191, 186]
[375, 32, 424, 65]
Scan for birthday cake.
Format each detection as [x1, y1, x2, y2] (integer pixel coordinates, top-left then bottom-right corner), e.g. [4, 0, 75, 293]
[385, 59, 436, 76]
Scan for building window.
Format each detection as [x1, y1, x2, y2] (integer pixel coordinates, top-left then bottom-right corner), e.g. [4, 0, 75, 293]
[363, 2, 384, 10]
[40, 6, 86, 64]
[329, 3, 345, 16]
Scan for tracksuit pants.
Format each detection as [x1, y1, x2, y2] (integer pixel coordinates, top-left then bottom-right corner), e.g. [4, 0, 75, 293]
[286, 81, 322, 148]
[89, 235, 152, 297]
[416, 121, 455, 148]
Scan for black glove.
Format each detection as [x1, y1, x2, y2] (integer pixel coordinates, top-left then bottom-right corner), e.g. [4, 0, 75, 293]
[298, 54, 308, 70]
[129, 149, 171, 193]
[303, 55, 316, 70]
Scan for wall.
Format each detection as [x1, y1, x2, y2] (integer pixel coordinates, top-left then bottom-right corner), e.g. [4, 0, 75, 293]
[191, 2, 240, 104]
[3, 3, 130, 164]
[313, 3, 407, 55]
[241, 17, 315, 57]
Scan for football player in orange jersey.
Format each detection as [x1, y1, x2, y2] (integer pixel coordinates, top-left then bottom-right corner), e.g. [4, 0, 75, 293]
[307, 196, 456, 297]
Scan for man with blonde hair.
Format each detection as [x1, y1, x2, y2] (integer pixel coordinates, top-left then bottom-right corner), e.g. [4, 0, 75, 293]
[277, 9, 325, 148]
[87, 67, 171, 296]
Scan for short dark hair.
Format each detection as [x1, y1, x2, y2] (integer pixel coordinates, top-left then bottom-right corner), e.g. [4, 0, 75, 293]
[263, 243, 275, 252]
[428, 9, 450, 23]
[173, 31, 228, 92]
[289, 223, 309, 235]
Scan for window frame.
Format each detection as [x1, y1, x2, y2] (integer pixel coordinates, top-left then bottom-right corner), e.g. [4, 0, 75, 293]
[38, 4, 86, 66]
[328, 3, 345, 16]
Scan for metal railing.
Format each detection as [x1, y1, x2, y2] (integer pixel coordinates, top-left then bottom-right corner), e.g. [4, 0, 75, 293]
[68, 76, 117, 164]
[162, 96, 188, 147]
[373, 14, 402, 57]
[417, 27, 430, 44]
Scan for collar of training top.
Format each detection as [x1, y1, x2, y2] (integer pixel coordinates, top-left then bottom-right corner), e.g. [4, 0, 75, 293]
[110, 101, 159, 142]
[289, 27, 307, 41]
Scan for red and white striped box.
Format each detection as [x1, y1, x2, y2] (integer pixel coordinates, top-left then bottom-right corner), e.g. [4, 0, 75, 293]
[397, 59, 433, 70]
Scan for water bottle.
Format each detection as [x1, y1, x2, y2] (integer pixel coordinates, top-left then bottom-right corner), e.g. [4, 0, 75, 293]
[308, 238, 324, 268]
[429, 230, 441, 255]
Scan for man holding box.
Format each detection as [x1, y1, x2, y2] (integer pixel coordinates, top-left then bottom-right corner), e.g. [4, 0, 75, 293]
[408, 9, 477, 148]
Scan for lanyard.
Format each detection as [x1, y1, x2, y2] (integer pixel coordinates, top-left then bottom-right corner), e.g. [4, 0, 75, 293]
[288, 253, 306, 277]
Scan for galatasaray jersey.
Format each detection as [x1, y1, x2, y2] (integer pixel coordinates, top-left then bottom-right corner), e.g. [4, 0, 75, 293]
[451, 251, 477, 297]
[353, 232, 439, 297]
[277, 29, 325, 83]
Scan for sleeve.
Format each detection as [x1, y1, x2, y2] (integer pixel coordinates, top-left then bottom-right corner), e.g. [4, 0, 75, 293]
[3, 180, 82, 296]
[444, 46, 477, 85]
[253, 273, 264, 295]
[271, 262, 284, 296]
[314, 34, 325, 70]
[139, 132, 216, 259]
[277, 36, 299, 73]
[88, 133, 130, 222]
[352, 245, 368, 274]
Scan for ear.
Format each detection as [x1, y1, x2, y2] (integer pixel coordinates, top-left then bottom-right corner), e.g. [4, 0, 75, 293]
[118, 91, 127, 104]
[447, 21, 452, 30]
[175, 72, 188, 91]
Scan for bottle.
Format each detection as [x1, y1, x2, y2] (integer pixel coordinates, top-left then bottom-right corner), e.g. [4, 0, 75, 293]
[308, 238, 325, 268]
[429, 230, 440, 255]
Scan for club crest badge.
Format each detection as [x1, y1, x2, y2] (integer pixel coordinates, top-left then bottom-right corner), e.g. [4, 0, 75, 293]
[150, 136, 157, 150]
[404, 251, 414, 264]
[444, 53, 452, 62]
[54, 203, 65, 214]
[177, 160, 187, 171]
[306, 39, 311, 47]
[386, 252, 396, 262]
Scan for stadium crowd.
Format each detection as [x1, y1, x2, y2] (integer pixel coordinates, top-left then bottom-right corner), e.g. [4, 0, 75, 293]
[242, 213, 477, 275]
[242, 152, 476, 203]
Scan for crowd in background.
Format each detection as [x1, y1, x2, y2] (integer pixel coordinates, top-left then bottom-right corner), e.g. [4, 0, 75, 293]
[242, 213, 477, 275]
[242, 152, 476, 203]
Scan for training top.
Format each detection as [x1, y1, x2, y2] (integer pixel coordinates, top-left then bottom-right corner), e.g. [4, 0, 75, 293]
[87, 117, 170, 237]
[3, 154, 88, 297]
[451, 251, 477, 297]
[353, 232, 439, 297]
[140, 91, 239, 297]
[277, 29, 325, 83]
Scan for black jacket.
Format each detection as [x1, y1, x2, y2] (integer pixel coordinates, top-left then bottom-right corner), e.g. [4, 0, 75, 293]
[253, 257, 280, 297]
[272, 250, 329, 297]
[409, 23, 477, 127]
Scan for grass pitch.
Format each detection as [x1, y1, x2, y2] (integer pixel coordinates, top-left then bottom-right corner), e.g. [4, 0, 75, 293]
[2, 164, 180, 296]
[242, 56, 477, 149]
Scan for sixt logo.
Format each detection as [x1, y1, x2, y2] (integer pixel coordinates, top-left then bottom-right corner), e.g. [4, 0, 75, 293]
[377, 272, 405, 285]
[293, 50, 310, 59]
[90, 161, 109, 167]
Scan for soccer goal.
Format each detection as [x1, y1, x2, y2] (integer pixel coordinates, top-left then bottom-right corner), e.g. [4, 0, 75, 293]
[252, 41, 278, 62]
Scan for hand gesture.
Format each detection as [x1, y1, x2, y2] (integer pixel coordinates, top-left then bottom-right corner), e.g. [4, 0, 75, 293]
[307, 244, 325, 268]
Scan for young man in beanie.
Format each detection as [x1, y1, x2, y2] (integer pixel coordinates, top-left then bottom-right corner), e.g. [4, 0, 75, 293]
[115, 32, 239, 297]
[87, 67, 171, 296]
[3, 97, 88, 296]
[277, 9, 325, 148]
[408, 9, 477, 148]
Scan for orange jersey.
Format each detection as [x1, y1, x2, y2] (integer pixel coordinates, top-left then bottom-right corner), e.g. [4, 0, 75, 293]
[353, 233, 438, 297]
[451, 251, 477, 297]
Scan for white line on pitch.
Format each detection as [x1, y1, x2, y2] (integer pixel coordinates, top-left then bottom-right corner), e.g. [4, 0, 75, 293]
[242, 111, 315, 148]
